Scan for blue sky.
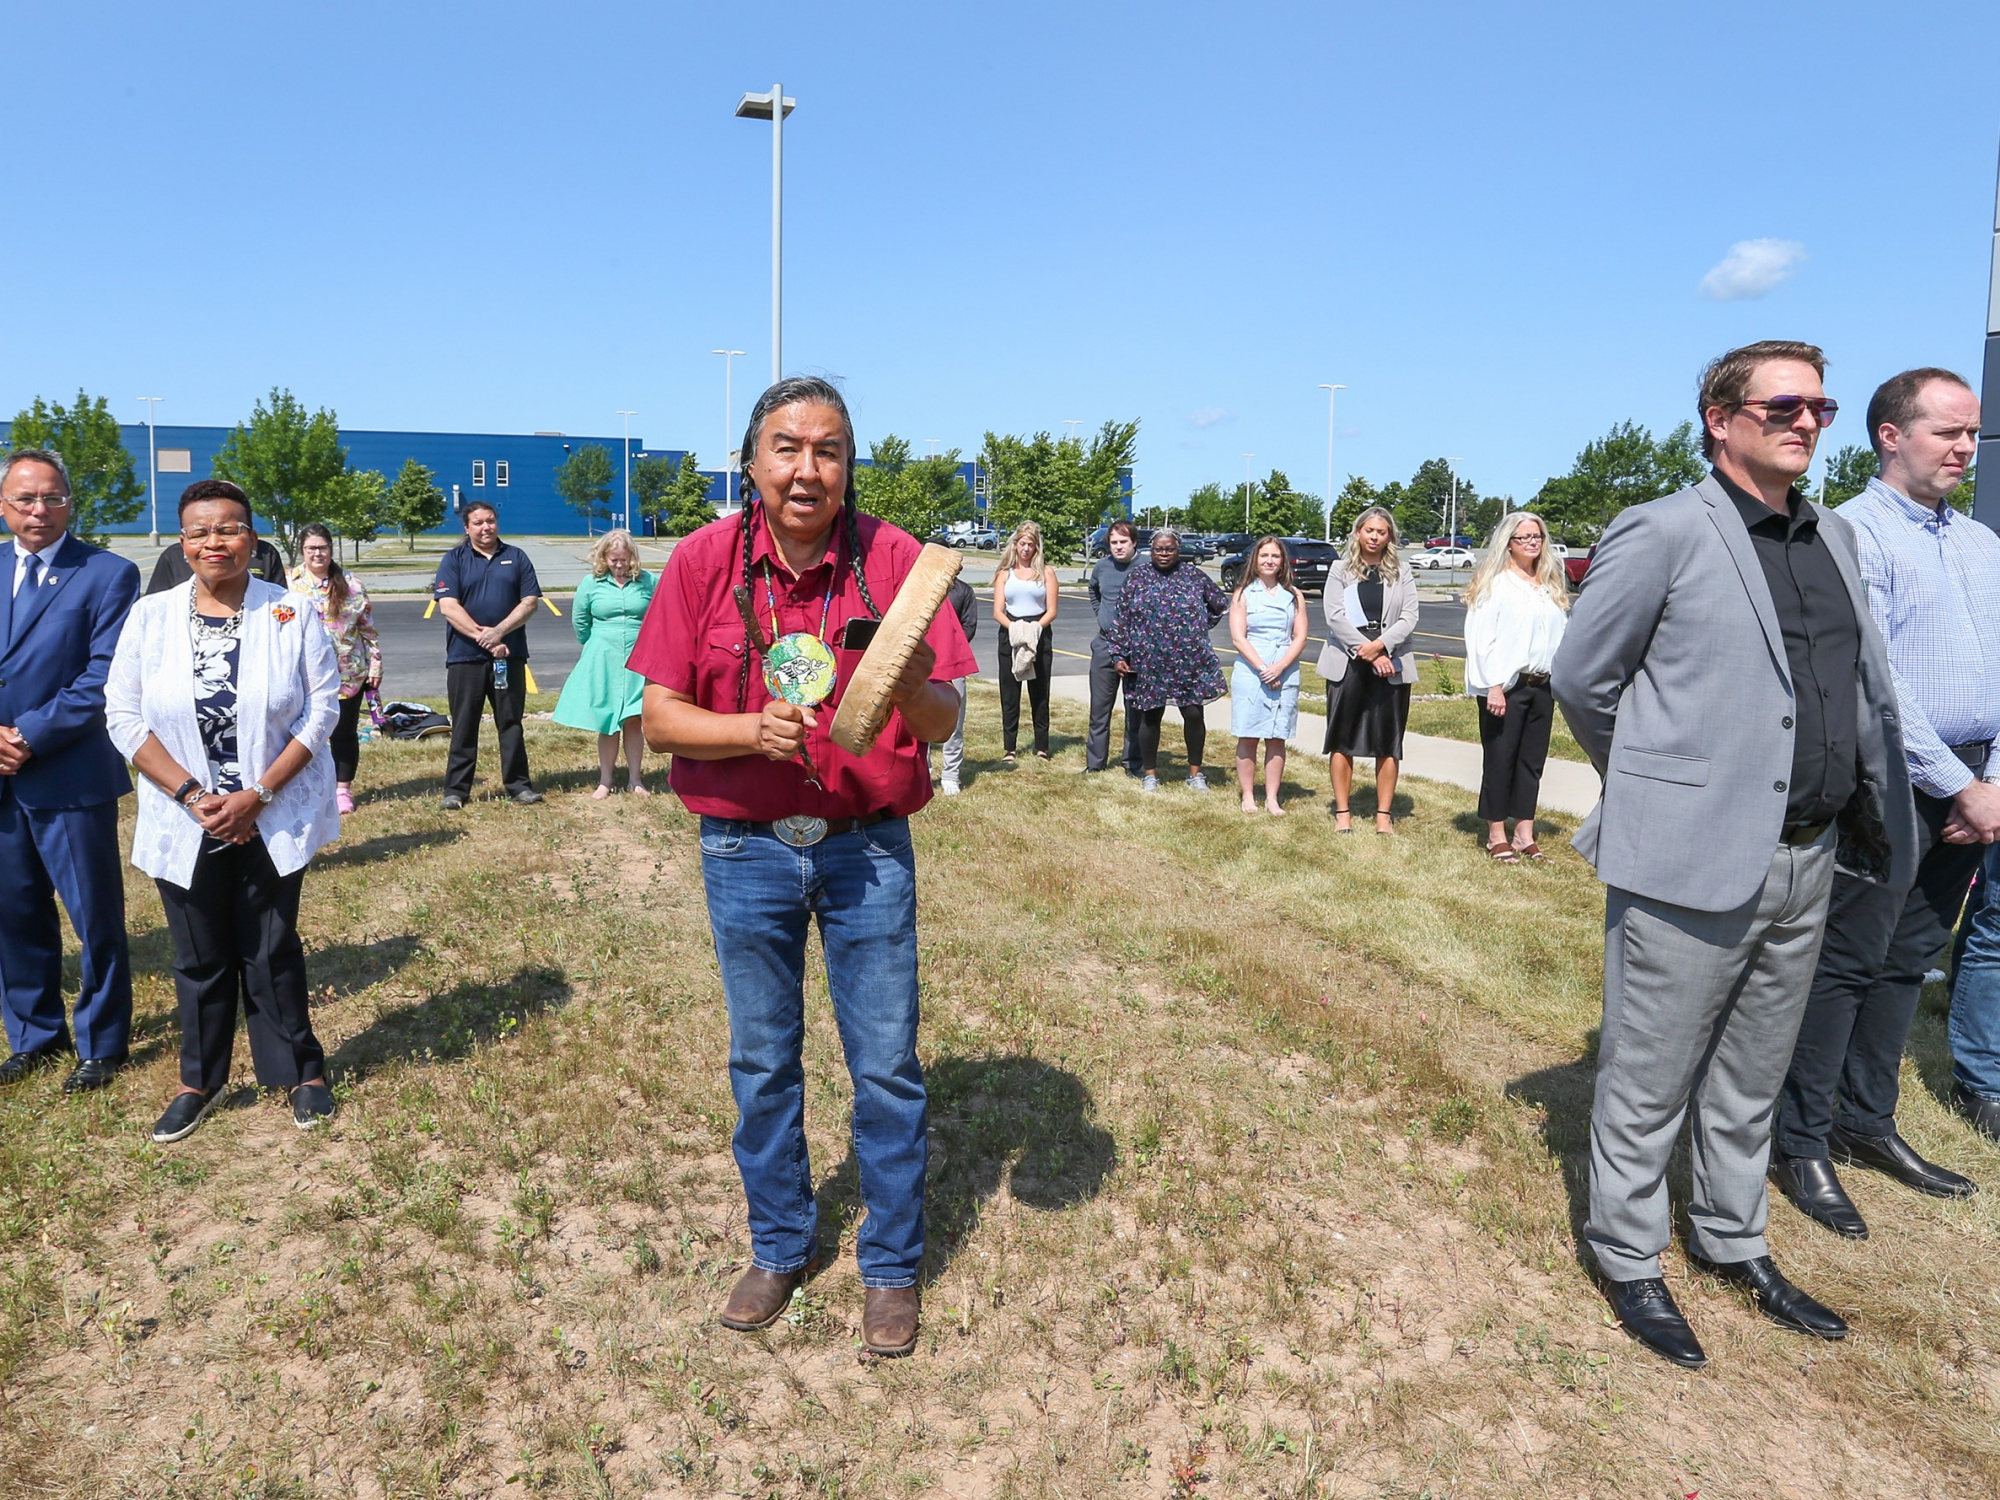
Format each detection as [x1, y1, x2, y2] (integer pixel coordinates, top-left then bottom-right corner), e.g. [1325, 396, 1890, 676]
[5, 1, 1996, 511]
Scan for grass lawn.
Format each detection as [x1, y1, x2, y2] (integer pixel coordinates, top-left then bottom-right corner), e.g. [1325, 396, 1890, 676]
[1296, 656, 1591, 764]
[3, 688, 1996, 1497]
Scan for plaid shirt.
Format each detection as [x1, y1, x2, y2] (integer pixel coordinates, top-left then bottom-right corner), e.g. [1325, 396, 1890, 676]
[1836, 477, 2000, 797]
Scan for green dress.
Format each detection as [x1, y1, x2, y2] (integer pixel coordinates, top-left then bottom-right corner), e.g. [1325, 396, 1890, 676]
[553, 570, 656, 734]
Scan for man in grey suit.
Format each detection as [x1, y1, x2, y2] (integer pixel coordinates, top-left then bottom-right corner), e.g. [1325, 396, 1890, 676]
[1553, 340, 1917, 1369]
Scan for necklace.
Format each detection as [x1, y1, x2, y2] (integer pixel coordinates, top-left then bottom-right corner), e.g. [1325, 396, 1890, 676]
[758, 548, 840, 709]
[188, 584, 245, 643]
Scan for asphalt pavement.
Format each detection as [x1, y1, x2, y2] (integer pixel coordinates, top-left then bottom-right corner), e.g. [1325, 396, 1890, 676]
[368, 582, 1470, 700]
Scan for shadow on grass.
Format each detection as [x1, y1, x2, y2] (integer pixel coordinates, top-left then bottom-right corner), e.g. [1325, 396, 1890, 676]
[327, 964, 570, 1083]
[810, 1053, 1116, 1284]
[311, 934, 426, 1003]
[1505, 1039, 1601, 1262]
[317, 827, 465, 869]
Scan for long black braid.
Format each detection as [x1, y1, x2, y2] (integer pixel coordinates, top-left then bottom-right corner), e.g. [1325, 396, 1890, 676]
[731, 377, 882, 710]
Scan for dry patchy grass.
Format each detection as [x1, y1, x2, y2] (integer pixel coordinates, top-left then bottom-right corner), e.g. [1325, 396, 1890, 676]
[0, 687, 1995, 1498]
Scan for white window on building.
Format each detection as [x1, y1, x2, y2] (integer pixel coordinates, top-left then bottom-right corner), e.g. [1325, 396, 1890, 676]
[472, 460, 486, 487]
[158, 449, 193, 473]
[496, 460, 509, 488]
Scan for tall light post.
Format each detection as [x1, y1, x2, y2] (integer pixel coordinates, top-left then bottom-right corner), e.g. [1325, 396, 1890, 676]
[1241, 452, 1256, 529]
[137, 396, 164, 545]
[1445, 456, 1463, 553]
[712, 348, 746, 509]
[616, 411, 637, 533]
[1317, 383, 1346, 542]
[1062, 420, 1083, 444]
[734, 84, 796, 384]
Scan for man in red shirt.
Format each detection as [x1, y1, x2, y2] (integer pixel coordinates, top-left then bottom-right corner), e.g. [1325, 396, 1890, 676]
[633, 376, 975, 1357]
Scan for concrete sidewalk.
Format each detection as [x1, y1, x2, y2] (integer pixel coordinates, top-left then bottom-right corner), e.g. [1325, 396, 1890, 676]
[1018, 673, 1603, 818]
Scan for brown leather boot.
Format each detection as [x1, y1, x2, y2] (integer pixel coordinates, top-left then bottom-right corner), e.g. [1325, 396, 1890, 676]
[719, 1265, 805, 1331]
[861, 1285, 920, 1356]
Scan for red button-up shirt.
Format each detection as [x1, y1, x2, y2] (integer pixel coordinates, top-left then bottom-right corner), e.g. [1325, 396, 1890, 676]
[628, 508, 977, 821]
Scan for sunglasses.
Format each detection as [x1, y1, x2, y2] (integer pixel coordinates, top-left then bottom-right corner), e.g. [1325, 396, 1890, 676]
[1735, 396, 1838, 426]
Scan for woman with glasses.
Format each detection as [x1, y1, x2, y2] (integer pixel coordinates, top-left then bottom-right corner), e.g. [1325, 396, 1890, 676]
[1462, 511, 1570, 862]
[1103, 528, 1230, 791]
[106, 480, 342, 1142]
[1319, 507, 1420, 833]
[992, 520, 1059, 764]
[288, 523, 381, 815]
[553, 528, 656, 797]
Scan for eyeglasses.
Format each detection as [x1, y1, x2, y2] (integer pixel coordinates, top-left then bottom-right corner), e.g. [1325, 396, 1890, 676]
[1735, 396, 1838, 427]
[1, 493, 71, 512]
[182, 524, 255, 543]
[1511, 532, 1545, 544]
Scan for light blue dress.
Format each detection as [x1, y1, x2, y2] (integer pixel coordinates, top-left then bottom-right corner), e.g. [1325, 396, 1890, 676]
[1229, 583, 1301, 739]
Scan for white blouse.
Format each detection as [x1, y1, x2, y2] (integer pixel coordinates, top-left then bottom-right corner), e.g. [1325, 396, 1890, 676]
[106, 578, 342, 888]
[1463, 570, 1568, 694]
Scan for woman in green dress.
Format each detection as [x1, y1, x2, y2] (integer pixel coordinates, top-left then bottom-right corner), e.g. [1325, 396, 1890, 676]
[554, 529, 657, 798]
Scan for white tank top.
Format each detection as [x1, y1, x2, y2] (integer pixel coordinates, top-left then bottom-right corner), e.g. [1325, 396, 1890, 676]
[1004, 571, 1047, 619]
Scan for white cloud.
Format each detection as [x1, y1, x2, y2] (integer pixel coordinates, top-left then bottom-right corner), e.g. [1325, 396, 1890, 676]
[1186, 406, 1232, 428]
[1698, 238, 1807, 301]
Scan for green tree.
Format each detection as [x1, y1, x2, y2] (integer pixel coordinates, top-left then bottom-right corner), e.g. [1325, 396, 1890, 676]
[1244, 467, 1315, 536]
[211, 388, 346, 560]
[981, 419, 1139, 559]
[856, 435, 973, 540]
[384, 458, 447, 550]
[554, 444, 615, 533]
[1184, 481, 1237, 533]
[1821, 443, 1878, 506]
[1950, 463, 1977, 516]
[320, 468, 388, 559]
[1531, 420, 1705, 544]
[1327, 475, 1380, 542]
[632, 454, 677, 527]
[659, 454, 718, 536]
[5, 390, 146, 542]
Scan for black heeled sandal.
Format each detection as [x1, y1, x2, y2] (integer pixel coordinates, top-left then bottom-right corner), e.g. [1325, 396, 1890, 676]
[1331, 804, 1352, 833]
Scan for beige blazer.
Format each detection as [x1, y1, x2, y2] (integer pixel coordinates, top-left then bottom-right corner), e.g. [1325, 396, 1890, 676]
[1317, 561, 1421, 685]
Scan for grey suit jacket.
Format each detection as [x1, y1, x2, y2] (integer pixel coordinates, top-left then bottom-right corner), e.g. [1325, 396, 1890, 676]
[1317, 562, 1421, 684]
[1551, 476, 1917, 913]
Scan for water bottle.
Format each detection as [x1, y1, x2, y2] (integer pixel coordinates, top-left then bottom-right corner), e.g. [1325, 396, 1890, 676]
[493, 657, 509, 691]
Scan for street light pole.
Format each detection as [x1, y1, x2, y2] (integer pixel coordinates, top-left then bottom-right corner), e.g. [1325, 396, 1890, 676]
[1317, 384, 1345, 542]
[1063, 420, 1083, 444]
[617, 411, 636, 533]
[712, 349, 746, 510]
[1241, 453, 1256, 529]
[137, 396, 163, 546]
[735, 85, 797, 384]
[1445, 456, 1463, 553]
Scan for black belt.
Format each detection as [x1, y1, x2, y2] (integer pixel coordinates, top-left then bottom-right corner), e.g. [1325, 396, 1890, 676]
[1950, 742, 1992, 774]
[1516, 670, 1552, 686]
[754, 812, 894, 848]
[1781, 819, 1833, 847]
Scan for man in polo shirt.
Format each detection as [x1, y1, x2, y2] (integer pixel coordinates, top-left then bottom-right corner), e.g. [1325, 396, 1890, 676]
[633, 376, 975, 1358]
[433, 501, 543, 808]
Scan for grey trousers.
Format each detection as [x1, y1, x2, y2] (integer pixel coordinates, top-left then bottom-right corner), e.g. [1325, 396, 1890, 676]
[1086, 634, 1138, 773]
[1586, 832, 1836, 1281]
[931, 678, 968, 784]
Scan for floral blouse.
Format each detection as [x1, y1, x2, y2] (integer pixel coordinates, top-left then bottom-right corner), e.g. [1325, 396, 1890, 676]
[287, 566, 382, 697]
[1101, 559, 1230, 710]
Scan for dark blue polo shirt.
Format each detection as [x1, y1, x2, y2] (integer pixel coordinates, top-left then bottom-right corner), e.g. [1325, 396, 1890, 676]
[433, 540, 541, 665]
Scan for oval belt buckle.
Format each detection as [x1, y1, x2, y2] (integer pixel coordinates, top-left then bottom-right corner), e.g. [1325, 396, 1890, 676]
[773, 814, 828, 847]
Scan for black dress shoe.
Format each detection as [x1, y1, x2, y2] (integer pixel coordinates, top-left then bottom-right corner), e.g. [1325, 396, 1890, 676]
[511, 788, 544, 805]
[1952, 1083, 2000, 1143]
[1830, 1123, 1976, 1199]
[151, 1089, 222, 1144]
[63, 1055, 129, 1094]
[440, 792, 467, 811]
[1771, 1155, 1869, 1239]
[1691, 1254, 1847, 1340]
[1603, 1278, 1707, 1368]
[0, 1044, 69, 1087]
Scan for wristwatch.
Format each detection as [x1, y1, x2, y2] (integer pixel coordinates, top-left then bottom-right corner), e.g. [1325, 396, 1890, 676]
[253, 782, 276, 805]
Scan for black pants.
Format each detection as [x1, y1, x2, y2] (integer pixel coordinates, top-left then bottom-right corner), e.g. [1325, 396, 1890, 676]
[998, 622, 1052, 756]
[1086, 635, 1139, 772]
[445, 660, 532, 797]
[1475, 677, 1554, 822]
[330, 692, 363, 783]
[157, 839, 323, 1094]
[1777, 790, 1982, 1157]
[1133, 703, 1206, 770]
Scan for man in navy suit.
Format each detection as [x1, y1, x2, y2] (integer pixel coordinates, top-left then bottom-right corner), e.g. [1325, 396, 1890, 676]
[0, 449, 141, 1092]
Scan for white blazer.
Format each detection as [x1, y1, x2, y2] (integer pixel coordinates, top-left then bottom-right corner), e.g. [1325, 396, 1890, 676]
[106, 578, 342, 888]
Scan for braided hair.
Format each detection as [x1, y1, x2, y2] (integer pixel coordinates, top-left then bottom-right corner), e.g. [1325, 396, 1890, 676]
[731, 377, 882, 709]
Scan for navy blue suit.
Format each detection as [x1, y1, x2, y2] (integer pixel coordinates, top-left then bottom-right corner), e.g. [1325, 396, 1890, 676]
[0, 533, 140, 1061]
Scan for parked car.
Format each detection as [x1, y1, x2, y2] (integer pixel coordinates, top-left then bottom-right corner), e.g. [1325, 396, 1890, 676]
[1411, 546, 1475, 571]
[941, 521, 999, 549]
[1564, 546, 1593, 590]
[1423, 534, 1479, 549]
[1207, 532, 1253, 560]
[1218, 537, 1339, 595]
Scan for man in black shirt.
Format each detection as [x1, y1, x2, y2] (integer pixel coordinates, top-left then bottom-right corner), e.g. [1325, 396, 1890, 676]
[433, 501, 543, 808]
[146, 535, 285, 594]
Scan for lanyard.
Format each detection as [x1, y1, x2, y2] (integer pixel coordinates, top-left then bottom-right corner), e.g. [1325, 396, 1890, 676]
[761, 535, 839, 646]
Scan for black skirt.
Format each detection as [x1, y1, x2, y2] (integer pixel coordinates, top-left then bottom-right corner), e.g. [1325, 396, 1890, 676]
[1323, 665, 1410, 759]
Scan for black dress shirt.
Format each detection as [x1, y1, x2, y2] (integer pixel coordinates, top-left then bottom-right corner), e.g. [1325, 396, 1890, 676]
[1716, 471, 1859, 824]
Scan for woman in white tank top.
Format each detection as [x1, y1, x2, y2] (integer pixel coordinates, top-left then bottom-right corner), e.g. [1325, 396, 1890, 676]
[991, 520, 1060, 763]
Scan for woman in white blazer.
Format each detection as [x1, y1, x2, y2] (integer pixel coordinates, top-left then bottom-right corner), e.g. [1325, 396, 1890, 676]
[1461, 510, 1570, 862]
[1318, 507, 1421, 833]
[105, 480, 342, 1144]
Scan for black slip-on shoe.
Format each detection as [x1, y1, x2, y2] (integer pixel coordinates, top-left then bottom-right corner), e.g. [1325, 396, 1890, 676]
[1830, 1124, 1977, 1199]
[63, 1054, 130, 1094]
[291, 1082, 335, 1131]
[512, 788, 545, 805]
[440, 793, 467, 811]
[152, 1090, 222, 1144]
[1952, 1083, 2000, 1144]
[1691, 1253, 1847, 1340]
[0, 1043, 70, 1088]
[1603, 1277, 1707, 1368]
[1771, 1155, 1869, 1239]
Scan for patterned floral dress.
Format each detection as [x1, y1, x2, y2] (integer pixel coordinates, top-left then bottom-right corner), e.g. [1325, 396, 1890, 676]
[1101, 560, 1229, 710]
[286, 566, 381, 698]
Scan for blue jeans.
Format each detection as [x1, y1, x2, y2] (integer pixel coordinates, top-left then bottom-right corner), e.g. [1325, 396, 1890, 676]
[698, 816, 927, 1287]
[1951, 841, 2000, 1102]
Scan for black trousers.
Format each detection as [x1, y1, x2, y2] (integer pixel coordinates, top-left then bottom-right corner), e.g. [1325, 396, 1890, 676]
[1086, 635, 1139, 772]
[330, 692, 363, 783]
[157, 839, 323, 1094]
[998, 622, 1052, 756]
[1475, 677, 1554, 822]
[445, 660, 532, 797]
[1777, 790, 1982, 1157]
[1133, 703, 1206, 769]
